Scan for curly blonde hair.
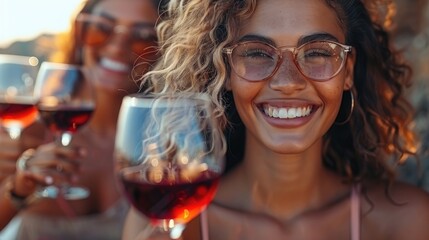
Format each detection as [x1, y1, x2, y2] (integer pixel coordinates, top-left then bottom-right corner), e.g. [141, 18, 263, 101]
[142, 0, 417, 182]
[141, 1, 255, 128]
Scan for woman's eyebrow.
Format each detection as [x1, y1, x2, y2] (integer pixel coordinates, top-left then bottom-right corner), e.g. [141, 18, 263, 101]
[298, 33, 340, 45]
[95, 12, 155, 27]
[236, 34, 275, 45]
[236, 32, 341, 46]
[96, 12, 115, 22]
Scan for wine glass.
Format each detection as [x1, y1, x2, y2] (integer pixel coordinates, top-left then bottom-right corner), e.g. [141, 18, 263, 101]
[33, 62, 96, 200]
[114, 94, 226, 239]
[0, 54, 40, 139]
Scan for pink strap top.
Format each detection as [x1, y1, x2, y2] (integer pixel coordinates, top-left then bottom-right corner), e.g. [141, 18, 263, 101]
[350, 183, 361, 240]
[200, 184, 362, 240]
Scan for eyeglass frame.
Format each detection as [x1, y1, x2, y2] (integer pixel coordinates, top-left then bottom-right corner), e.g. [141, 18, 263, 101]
[75, 13, 158, 56]
[222, 40, 353, 82]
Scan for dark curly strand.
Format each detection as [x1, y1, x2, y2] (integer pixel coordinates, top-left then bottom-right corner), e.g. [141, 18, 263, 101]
[324, 0, 416, 183]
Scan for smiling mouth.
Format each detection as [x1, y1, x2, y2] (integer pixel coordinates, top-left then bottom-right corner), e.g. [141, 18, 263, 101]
[262, 105, 313, 119]
[100, 58, 130, 73]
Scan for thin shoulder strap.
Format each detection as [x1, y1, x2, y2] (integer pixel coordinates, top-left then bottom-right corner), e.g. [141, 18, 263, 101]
[350, 183, 361, 240]
[200, 209, 210, 240]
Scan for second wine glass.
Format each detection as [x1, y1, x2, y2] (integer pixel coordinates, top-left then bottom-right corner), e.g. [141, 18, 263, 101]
[0, 54, 40, 139]
[34, 62, 96, 200]
[114, 94, 226, 239]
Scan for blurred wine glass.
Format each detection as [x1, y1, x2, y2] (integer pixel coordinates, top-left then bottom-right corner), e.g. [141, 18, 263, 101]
[0, 54, 40, 139]
[114, 94, 226, 239]
[33, 61, 96, 200]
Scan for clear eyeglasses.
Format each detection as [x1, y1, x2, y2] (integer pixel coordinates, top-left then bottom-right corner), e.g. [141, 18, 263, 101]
[223, 40, 353, 82]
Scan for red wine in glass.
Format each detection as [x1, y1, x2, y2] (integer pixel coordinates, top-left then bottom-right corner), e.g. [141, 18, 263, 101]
[120, 167, 220, 223]
[114, 94, 226, 239]
[34, 62, 96, 200]
[37, 105, 94, 134]
[0, 54, 39, 139]
[0, 100, 38, 132]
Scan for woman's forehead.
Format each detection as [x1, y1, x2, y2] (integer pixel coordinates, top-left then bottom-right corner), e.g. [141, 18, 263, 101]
[238, 0, 345, 45]
[91, 0, 158, 24]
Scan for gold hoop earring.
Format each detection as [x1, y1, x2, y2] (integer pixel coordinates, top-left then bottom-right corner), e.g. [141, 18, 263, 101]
[335, 90, 355, 125]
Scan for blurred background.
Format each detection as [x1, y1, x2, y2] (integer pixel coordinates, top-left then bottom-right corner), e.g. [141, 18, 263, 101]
[0, 0, 84, 61]
[0, 0, 428, 189]
[390, 0, 429, 191]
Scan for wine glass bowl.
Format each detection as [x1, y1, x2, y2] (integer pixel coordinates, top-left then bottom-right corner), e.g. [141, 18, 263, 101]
[115, 94, 225, 239]
[33, 62, 96, 200]
[34, 62, 95, 146]
[0, 54, 40, 139]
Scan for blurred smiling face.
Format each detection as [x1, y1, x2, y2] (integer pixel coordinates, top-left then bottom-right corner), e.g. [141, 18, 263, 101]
[81, 0, 159, 94]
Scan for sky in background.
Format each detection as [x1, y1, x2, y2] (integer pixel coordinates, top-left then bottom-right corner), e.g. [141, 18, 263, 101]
[0, 0, 84, 47]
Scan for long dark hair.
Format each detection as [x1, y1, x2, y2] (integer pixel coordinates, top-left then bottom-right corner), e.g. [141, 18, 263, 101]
[322, 0, 416, 183]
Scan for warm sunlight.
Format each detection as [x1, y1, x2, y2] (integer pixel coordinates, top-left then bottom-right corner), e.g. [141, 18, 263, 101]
[0, 0, 85, 47]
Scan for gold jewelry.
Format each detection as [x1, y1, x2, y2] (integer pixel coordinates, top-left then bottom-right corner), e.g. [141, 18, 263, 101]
[16, 148, 36, 171]
[4, 177, 40, 210]
[7, 188, 29, 210]
[335, 90, 355, 125]
[4, 149, 40, 210]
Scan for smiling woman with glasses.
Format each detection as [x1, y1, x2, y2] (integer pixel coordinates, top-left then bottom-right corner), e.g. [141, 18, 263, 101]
[123, 0, 429, 239]
[0, 0, 168, 239]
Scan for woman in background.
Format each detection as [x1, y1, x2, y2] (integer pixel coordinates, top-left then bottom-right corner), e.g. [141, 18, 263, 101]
[0, 0, 165, 239]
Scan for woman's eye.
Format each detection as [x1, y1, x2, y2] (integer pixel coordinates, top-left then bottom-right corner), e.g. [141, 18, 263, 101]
[304, 48, 333, 58]
[240, 49, 273, 59]
[94, 22, 112, 33]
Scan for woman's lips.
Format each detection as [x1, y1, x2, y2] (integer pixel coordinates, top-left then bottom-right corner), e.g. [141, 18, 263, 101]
[258, 102, 319, 128]
[100, 58, 130, 73]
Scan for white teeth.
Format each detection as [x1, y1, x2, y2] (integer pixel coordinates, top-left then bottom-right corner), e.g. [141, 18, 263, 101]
[278, 108, 287, 118]
[272, 108, 279, 118]
[263, 105, 312, 119]
[100, 58, 130, 72]
[295, 108, 303, 117]
[288, 108, 296, 118]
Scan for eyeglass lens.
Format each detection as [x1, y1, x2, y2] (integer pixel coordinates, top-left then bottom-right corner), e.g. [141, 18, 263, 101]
[78, 15, 158, 58]
[229, 41, 348, 81]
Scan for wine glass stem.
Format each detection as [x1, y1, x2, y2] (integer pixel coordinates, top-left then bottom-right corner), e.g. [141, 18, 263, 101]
[159, 220, 186, 239]
[137, 221, 186, 240]
[5, 126, 22, 140]
[168, 222, 186, 239]
[57, 132, 73, 146]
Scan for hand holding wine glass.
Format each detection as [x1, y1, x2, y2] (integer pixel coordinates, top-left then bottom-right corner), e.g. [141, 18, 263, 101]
[115, 94, 226, 239]
[33, 62, 96, 200]
[0, 54, 39, 140]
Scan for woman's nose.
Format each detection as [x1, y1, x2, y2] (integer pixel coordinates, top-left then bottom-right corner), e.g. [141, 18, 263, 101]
[269, 55, 307, 93]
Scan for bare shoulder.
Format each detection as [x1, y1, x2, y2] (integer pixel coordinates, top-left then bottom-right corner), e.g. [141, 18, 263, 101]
[364, 181, 429, 240]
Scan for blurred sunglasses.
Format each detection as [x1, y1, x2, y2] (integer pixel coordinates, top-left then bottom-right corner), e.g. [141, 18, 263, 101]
[76, 13, 158, 58]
